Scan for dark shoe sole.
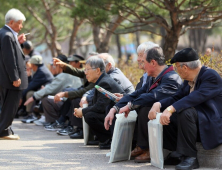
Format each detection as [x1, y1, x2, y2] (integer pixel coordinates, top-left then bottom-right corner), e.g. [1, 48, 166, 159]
[99, 146, 110, 150]
[69, 136, 83, 139]
[175, 164, 199, 170]
[134, 159, 150, 163]
[57, 132, 68, 136]
[87, 141, 99, 145]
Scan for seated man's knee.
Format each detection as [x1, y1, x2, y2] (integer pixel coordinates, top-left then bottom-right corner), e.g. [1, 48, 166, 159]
[178, 108, 197, 122]
[84, 112, 95, 124]
[26, 90, 35, 99]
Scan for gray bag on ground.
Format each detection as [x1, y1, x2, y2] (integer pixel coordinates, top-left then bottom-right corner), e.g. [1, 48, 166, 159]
[82, 104, 89, 145]
[109, 111, 137, 163]
[148, 113, 164, 169]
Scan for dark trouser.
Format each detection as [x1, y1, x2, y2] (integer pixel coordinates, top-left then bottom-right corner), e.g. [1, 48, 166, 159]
[176, 107, 199, 157]
[84, 111, 111, 143]
[41, 96, 63, 123]
[162, 107, 199, 157]
[137, 107, 151, 149]
[0, 86, 22, 137]
[106, 103, 115, 135]
[68, 98, 82, 128]
[137, 106, 178, 151]
[60, 99, 72, 118]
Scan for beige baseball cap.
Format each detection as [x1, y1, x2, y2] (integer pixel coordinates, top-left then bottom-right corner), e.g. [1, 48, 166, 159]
[29, 55, 43, 65]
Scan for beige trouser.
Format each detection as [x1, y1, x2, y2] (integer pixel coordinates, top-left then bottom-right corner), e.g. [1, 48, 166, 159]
[26, 90, 35, 113]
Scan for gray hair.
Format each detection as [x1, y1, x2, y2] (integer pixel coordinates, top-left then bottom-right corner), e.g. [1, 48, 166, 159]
[5, 8, 26, 24]
[179, 60, 201, 69]
[137, 41, 159, 54]
[146, 47, 165, 66]
[86, 56, 105, 73]
[98, 53, 115, 68]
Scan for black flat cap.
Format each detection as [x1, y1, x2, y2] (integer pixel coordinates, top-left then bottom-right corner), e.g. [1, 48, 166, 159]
[57, 54, 68, 63]
[170, 48, 199, 64]
[23, 41, 33, 50]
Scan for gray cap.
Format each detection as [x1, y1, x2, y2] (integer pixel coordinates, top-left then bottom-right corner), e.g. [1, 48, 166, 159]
[29, 55, 43, 65]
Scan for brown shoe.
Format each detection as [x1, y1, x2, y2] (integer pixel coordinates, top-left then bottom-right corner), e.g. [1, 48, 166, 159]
[0, 134, 20, 140]
[134, 150, 150, 163]
[130, 146, 144, 159]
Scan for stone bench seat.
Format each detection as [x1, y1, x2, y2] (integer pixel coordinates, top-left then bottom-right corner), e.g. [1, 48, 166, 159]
[197, 143, 222, 168]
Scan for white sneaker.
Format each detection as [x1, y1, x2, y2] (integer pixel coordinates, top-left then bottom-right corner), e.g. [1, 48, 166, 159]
[34, 115, 46, 126]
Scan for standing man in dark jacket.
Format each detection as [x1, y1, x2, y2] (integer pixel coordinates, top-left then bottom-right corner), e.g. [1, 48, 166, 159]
[0, 9, 28, 139]
[74, 56, 125, 149]
[149, 48, 222, 170]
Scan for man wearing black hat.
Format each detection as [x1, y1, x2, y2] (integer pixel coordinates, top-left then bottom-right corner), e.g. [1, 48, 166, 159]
[67, 54, 85, 69]
[22, 40, 40, 60]
[149, 48, 222, 170]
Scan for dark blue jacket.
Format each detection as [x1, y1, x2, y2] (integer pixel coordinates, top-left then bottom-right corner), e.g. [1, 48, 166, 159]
[160, 66, 222, 150]
[22, 64, 53, 98]
[115, 66, 182, 109]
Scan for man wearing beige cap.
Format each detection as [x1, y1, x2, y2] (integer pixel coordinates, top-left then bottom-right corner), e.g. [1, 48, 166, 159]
[20, 55, 53, 123]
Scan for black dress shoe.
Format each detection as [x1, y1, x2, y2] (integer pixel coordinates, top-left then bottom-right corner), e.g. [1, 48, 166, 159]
[175, 157, 199, 170]
[164, 152, 184, 165]
[68, 128, 79, 136]
[87, 140, 99, 145]
[69, 129, 83, 139]
[99, 139, 111, 149]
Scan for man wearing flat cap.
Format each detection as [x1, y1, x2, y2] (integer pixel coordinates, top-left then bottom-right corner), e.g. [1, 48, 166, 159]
[68, 54, 85, 68]
[149, 48, 222, 170]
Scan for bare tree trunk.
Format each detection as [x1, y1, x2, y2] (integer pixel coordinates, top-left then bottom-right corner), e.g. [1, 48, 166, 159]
[163, 28, 182, 61]
[92, 26, 109, 53]
[68, 18, 83, 55]
[160, 27, 166, 47]
[115, 34, 122, 60]
[189, 29, 207, 53]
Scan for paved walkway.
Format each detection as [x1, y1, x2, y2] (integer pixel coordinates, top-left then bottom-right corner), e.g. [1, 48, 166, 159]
[0, 120, 217, 170]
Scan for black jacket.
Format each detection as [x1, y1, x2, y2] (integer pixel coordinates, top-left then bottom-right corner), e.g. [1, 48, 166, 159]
[82, 73, 124, 115]
[0, 26, 28, 90]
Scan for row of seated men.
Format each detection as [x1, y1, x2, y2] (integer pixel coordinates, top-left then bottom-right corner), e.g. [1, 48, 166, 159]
[17, 41, 222, 170]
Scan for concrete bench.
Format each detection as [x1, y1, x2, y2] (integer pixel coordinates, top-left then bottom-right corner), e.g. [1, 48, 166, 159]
[197, 143, 222, 168]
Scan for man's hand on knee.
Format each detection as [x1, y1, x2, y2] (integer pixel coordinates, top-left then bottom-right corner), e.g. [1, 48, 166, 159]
[160, 105, 175, 125]
[79, 96, 88, 108]
[148, 102, 161, 120]
[104, 108, 116, 130]
[119, 105, 130, 118]
[24, 97, 34, 106]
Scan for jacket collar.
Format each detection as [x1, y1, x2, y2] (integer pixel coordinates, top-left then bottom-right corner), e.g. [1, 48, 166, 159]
[95, 72, 106, 85]
[3, 26, 25, 57]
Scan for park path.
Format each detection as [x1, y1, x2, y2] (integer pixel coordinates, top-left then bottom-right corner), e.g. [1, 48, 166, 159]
[0, 119, 215, 170]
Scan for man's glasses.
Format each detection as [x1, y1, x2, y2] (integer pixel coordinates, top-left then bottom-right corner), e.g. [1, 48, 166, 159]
[84, 68, 96, 73]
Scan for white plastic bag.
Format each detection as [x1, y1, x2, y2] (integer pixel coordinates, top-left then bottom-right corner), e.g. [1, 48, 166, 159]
[148, 113, 164, 169]
[109, 111, 137, 163]
[82, 104, 89, 145]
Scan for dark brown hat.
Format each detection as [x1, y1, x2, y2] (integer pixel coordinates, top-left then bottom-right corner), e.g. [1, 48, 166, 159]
[170, 48, 199, 64]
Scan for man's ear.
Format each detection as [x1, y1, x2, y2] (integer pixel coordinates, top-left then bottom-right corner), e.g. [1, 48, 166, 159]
[96, 67, 101, 74]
